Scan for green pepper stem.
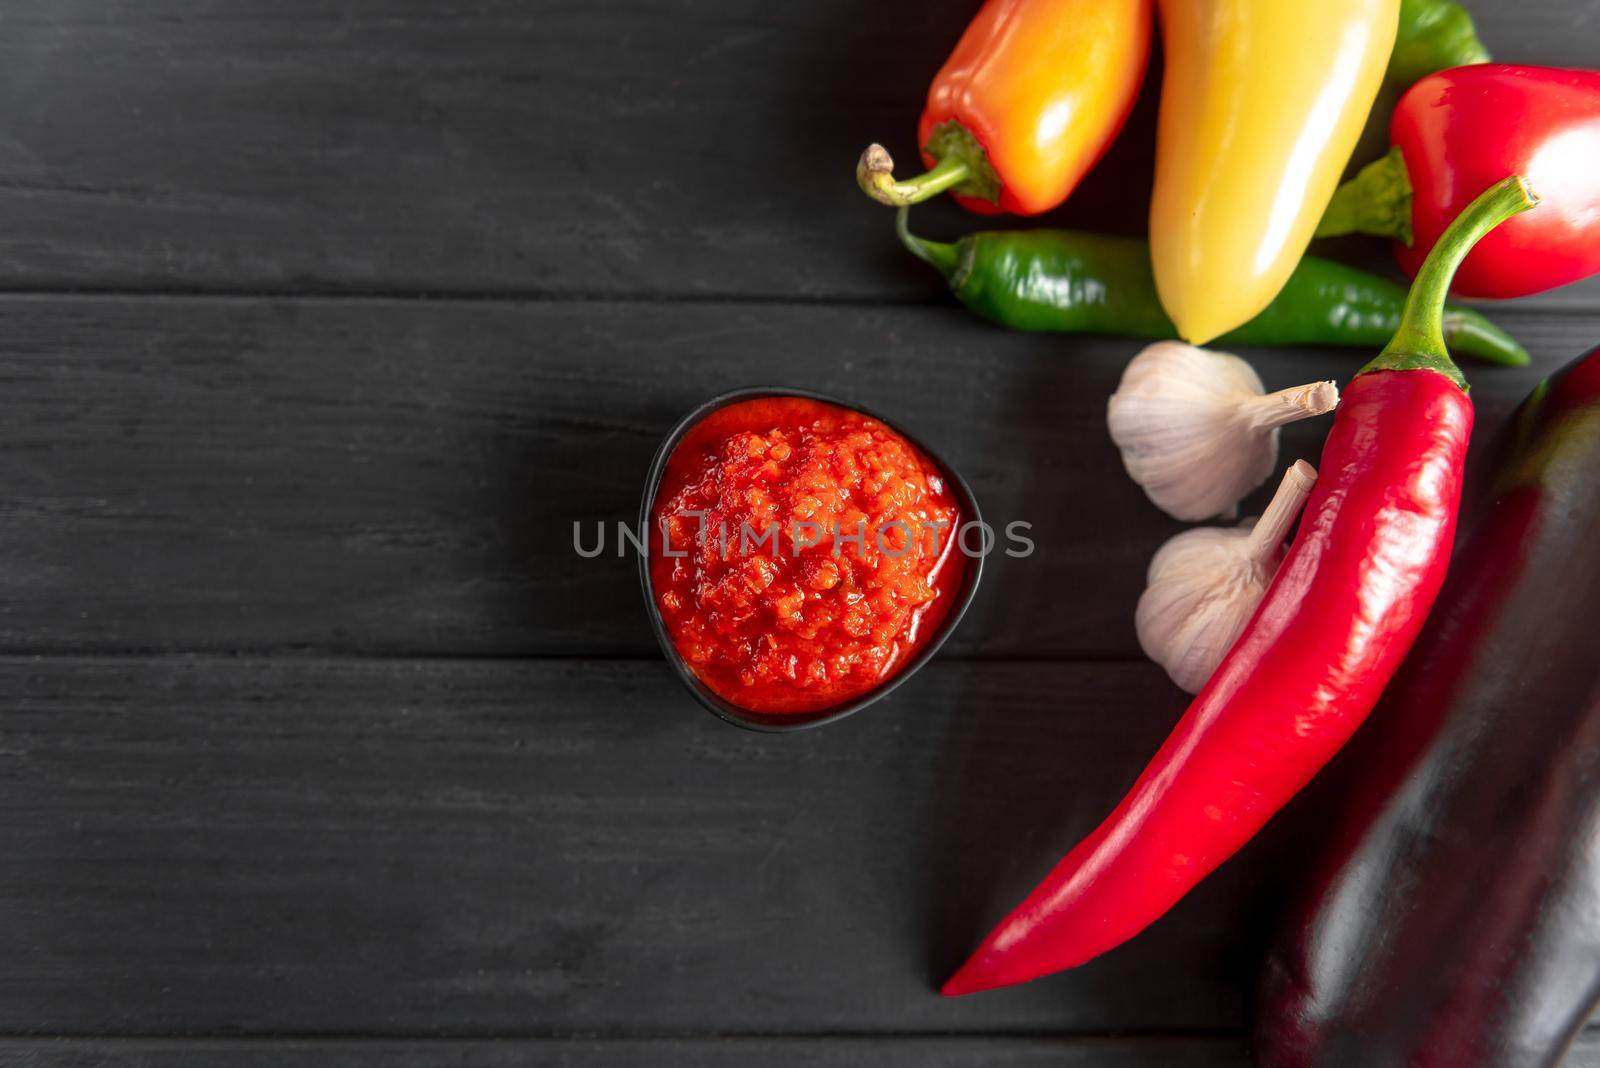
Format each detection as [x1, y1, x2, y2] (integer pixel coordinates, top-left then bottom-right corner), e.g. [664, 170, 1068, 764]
[857, 123, 1000, 208]
[894, 206, 962, 280]
[858, 145, 971, 207]
[1317, 148, 1414, 243]
[1362, 176, 1539, 389]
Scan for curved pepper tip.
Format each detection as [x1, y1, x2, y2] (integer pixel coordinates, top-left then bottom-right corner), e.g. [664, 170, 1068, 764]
[939, 961, 985, 998]
[940, 948, 1019, 997]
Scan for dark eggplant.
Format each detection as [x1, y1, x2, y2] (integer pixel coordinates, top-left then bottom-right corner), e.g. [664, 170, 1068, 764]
[1256, 346, 1600, 1068]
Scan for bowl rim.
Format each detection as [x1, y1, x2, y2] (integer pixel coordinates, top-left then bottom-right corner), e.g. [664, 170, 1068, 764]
[636, 385, 985, 733]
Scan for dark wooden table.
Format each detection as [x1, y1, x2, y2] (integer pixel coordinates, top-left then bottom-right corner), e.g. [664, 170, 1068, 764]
[3, 3, 1598, 1065]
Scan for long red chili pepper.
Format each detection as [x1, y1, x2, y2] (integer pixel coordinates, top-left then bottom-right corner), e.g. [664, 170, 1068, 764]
[942, 175, 1538, 996]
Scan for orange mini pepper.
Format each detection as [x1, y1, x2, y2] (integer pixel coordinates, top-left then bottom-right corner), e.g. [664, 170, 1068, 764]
[857, 0, 1152, 216]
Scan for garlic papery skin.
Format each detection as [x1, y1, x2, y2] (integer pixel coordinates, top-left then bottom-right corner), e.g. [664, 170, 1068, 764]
[1137, 460, 1318, 694]
[1107, 341, 1337, 521]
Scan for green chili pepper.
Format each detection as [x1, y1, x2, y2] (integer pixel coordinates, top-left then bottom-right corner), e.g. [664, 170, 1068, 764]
[896, 209, 1528, 366]
[1391, 0, 1491, 89]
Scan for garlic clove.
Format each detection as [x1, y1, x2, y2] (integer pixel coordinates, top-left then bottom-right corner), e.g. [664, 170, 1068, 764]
[1137, 528, 1264, 692]
[1136, 461, 1318, 694]
[1108, 342, 1337, 521]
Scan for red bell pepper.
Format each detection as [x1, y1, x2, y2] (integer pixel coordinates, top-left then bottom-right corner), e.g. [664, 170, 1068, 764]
[942, 176, 1537, 997]
[1319, 65, 1600, 299]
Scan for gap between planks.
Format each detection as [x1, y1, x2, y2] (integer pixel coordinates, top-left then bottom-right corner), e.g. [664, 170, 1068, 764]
[0, 287, 1592, 315]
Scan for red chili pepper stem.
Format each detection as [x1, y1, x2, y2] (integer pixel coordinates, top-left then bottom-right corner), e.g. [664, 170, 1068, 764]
[857, 124, 1001, 207]
[1317, 146, 1414, 244]
[1361, 176, 1538, 391]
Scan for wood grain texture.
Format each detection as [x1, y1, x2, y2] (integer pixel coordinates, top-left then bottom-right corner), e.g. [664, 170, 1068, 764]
[0, 1036, 1259, 1067]
[0, 0, 1594, 305]
[1, 296, 1585, 657]
[10, 1034, 1600, 1066]
[0, 654, 1380, 1035]
[2, 0, 1598, 1060]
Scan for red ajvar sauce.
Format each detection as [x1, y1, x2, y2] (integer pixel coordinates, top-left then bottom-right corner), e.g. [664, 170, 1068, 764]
[649, 396, 966, 714]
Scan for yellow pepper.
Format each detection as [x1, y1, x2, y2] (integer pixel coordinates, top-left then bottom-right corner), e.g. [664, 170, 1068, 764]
[1150, 0, 1399, 344]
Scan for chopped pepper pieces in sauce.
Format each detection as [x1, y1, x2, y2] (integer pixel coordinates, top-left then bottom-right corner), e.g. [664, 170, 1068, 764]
[650, 396, 965, 714]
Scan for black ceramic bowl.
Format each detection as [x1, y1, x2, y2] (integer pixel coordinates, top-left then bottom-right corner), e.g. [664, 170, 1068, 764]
[638, 387, 984, 733]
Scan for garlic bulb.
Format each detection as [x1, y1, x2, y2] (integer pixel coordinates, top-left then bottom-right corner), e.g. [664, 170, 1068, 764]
[1107, 341, 1337, 520]
[1137, 460, 1317, 694]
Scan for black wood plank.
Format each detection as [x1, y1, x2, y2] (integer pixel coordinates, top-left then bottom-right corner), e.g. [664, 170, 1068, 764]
[0, 654, 1378, 1035]
[10, 1034, 1600, 1065]
[0, 1036, 1256, 1067]
[1, 296, 1584, 657]
[0, 0, 1595, 305]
